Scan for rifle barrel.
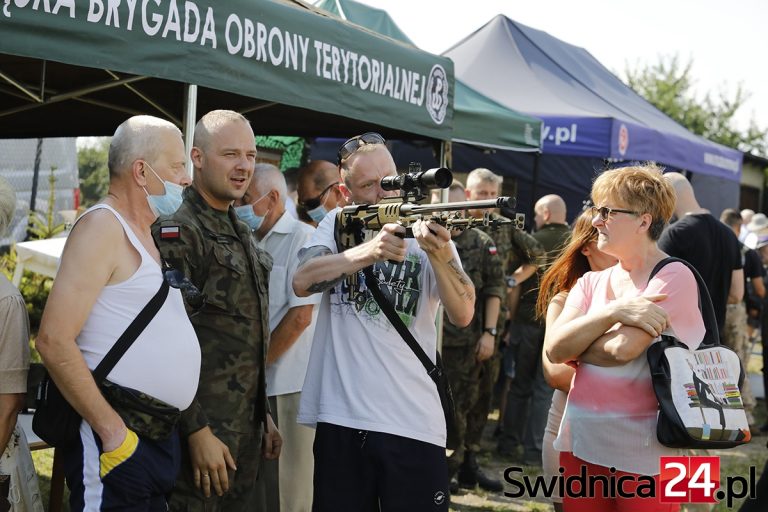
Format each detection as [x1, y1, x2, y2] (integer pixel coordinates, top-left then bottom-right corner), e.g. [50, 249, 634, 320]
[399, 196, 514, 215]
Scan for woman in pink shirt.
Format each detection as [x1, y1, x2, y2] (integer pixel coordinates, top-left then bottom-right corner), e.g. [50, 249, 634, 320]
[544, 165, 706, 512]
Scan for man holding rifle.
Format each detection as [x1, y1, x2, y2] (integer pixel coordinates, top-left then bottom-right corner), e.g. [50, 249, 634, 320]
[293, 133, 475, 511]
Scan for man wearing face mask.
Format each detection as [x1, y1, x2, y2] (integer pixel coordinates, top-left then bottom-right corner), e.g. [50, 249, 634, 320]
[234, 163, 320, 512]
[297, 160, 345, 226]
[36, 116, 201, 511]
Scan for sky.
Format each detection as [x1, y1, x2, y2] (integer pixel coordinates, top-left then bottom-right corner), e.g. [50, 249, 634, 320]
[354, 0, 766, 133]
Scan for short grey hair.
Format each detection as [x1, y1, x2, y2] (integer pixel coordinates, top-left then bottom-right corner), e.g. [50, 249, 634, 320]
[0, 176, 17, 236]
[194, 110, 250, 151]
[466, 168, 503, 189]
[108, 115, 181, 178]
[251, 163, 287, 205]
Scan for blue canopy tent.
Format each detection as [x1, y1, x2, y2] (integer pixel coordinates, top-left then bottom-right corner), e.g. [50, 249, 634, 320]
[443, 15, 744, 219]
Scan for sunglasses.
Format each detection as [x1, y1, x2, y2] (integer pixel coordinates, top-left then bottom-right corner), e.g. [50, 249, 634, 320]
[299, 181, 339, 210]
[163, 267, 207, 314]
[590, 205, 637, 221]
[337, 132, 386, 165]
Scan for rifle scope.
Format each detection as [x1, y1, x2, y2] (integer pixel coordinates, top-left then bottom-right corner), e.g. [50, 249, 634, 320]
[380, 167, 452, 193]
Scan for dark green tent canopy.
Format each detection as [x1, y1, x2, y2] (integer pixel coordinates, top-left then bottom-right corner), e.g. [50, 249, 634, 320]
[316, 0, 541, 151]
[0, 0, 453, 140]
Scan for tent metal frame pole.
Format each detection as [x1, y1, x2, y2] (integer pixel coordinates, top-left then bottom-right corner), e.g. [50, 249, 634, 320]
[184, 84, 198, 177]
[0, 74, 148, 119]
[0, 69, 42, 102]
[104, 70, 181, 126]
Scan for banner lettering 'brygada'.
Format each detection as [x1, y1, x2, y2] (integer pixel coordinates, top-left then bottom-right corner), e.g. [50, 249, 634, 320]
[2, 0, 438, 113]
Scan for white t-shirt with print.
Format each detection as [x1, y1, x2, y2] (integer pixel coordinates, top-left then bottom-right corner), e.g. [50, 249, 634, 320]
[297, 209, 450, 447]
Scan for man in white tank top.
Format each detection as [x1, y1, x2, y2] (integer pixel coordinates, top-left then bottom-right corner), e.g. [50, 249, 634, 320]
[37, 115, 201, 511]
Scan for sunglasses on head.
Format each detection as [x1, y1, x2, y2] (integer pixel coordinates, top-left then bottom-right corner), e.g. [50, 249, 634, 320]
[299, 181, 339, 210]
[163, 266, 207, 314]
[337, 132, 386, 165]
[590, 205, 637, 221]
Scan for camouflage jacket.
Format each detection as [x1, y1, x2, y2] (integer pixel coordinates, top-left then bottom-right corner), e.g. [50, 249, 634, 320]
[151, 186, 272, 436]
[442, 228, 505, 347]
[476, 212, 544, 277]
[477, 213, 544, 330]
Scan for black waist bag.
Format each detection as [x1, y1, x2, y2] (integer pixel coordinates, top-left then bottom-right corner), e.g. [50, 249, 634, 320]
[33, 280, 169, 447]
[100, 381, 180, 441]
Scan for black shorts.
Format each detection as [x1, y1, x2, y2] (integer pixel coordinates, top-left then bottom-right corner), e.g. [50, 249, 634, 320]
[312, 422, 449, 512]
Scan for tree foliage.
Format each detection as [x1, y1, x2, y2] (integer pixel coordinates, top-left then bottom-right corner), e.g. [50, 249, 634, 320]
[623, 55, 767, 156]
[78, 138, 110, 207]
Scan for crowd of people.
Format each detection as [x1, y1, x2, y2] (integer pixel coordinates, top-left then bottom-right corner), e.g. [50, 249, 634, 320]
[0, 112, 766, 511]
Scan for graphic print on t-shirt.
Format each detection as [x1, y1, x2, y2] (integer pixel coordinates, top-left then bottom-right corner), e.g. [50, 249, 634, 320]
[330, 254, 422, 328]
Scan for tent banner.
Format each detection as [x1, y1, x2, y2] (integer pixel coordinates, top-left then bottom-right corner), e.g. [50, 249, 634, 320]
[538, 116, 612, 157]
[0, 0, 453, 139]
[610, 121, 742, 180]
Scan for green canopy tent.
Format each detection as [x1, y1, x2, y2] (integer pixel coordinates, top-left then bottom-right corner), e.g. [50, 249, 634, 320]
[0, 0, 454, 144]
[315, 0, 541, 151]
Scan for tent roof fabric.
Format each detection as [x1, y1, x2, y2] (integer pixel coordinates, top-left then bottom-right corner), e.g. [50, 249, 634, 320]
[0, 0, 453, 140]
[316, 0, 541, 151]
[444, 15, 742, 180]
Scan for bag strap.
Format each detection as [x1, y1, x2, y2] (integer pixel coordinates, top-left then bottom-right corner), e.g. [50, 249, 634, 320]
[361, 266, 441, 383]
[647, 256, 719, 347]
[92, 279, 170, 383]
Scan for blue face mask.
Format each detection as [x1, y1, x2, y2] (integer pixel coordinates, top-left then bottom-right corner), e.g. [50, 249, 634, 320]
[307, 205, 328, 224]
[234, 192, 270, 231]
[144, 164, 184, 217]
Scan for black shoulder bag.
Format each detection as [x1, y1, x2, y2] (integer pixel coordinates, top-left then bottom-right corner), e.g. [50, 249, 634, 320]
[646, 257, 750, 448]
[362, 266, 459, 447]
[33, 279, 170, 447]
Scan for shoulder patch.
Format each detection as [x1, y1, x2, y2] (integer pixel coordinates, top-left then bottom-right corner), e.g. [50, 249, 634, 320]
[160, 225, 181, 239]
[488, 245, 497, 255]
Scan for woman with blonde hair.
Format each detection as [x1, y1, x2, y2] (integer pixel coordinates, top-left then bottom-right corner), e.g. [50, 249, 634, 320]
[545, 164, 705, 512]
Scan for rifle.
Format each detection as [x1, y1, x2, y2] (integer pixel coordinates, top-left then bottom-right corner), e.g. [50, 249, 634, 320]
[334, 164, 524, 252]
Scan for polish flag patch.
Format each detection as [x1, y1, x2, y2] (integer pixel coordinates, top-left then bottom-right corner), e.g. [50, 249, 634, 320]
[488, 245, 497, 255]
[160, 226, 180, 239]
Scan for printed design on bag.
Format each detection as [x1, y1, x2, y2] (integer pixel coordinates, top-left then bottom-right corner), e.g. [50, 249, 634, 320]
[672, 348, 749, 443]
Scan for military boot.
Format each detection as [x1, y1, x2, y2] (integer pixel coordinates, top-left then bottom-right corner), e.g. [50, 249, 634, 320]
[459, 451, 504, 492]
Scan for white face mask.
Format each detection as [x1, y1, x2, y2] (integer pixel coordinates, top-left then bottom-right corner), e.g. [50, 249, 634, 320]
[143, 163, 184, 217]
[307, 204, 329, 223]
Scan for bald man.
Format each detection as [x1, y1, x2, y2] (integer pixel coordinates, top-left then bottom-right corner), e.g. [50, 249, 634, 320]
[37, 116, 201, 510]
[659, 172, 743, 340]
[234, 164, 319, 511]
[296, 160, 345, 226]
[498, 194, 570, 466]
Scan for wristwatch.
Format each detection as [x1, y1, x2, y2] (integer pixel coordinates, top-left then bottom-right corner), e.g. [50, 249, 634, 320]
[506, 276, 518, 288]
[483, 327, 498, 336]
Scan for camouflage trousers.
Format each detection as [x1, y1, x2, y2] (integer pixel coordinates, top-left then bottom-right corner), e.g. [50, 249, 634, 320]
[169, 425, 263, 512]
[442, 344, 482, 477]
[724, 303, 756, 423]
[466, 353, 500, 453]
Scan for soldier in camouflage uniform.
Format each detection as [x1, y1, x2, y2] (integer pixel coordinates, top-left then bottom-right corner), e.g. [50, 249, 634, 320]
[440, 182, 506, 492]
[152, 110, 281, 512]
[459, 168, 544, 491]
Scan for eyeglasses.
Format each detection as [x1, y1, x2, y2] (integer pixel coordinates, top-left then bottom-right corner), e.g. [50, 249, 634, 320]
[337, 132, 386, 165]
[590, 205, 638, 221]
[299, 181, 339, 210]
[163, 266, 207, 314]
